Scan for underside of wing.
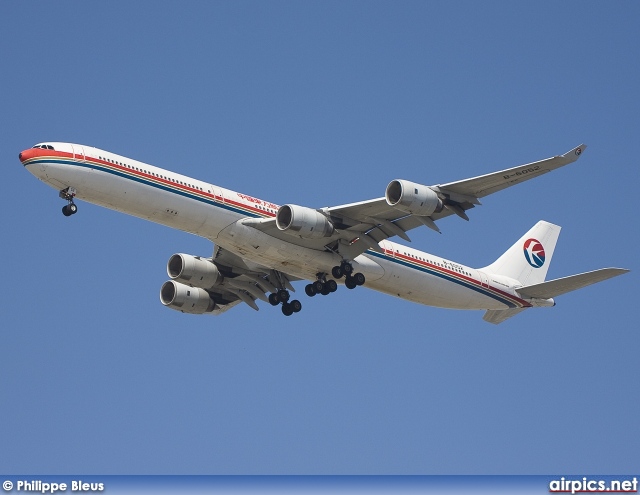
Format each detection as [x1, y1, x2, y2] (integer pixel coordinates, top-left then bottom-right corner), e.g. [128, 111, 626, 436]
[211, 245, 306, 310]
[161, 246, 303, 315]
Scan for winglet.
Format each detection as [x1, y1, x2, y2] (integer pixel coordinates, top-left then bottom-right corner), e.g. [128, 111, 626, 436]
[561, 144, 587, 163]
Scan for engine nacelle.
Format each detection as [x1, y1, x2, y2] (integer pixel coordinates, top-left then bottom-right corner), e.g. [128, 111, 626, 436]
[276, 204, 334, 239]
[167, 253, 223, 288]
[160, 280, 216, 314]
[385, 179, 443, 216]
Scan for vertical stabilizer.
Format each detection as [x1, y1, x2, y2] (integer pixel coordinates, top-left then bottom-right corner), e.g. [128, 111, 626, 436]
[482, 221, 561, 286]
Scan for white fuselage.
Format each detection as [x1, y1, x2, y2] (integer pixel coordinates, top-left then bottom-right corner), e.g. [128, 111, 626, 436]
[21, 142, 533, 311]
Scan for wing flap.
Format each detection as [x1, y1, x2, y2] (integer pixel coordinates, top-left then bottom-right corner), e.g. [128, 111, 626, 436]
[516, 268, 629, 299]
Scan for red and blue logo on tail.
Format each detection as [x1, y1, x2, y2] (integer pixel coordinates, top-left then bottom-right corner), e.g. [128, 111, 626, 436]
[523, 238, 545, 268]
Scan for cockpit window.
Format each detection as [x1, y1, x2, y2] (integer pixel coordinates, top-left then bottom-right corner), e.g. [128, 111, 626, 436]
[32, 144, 55, 150]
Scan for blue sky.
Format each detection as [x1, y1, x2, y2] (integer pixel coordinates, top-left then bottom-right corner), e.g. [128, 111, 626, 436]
[1, 1, 638, 474]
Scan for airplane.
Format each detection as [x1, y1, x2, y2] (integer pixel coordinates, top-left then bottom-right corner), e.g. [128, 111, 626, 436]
[19, 142, 629, 324]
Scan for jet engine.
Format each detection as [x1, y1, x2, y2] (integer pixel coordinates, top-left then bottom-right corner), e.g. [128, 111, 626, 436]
[160, 280, 216, 314]
[276, 204, 334, 239]
[385, 179, 443, 216]
[167, 253, 223, 288]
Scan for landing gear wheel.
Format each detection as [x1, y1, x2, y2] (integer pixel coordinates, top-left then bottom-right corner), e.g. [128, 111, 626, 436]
[345, 276, 357, 290]
[312, 280, 324, 293]
[331, 265, 344, 279]
[326, 279, 338, 293]
[290, 300, 302, 313]
[341, 262, 353, 275]
[277, 289, 290, 303]
[282, 302, 294, 316]
[62, 203, 77, 216]
[353, 272, 366, 286]
[320, 284, 331, 296]
[269, 293, 280, 306]
[305, 284, 317, 297]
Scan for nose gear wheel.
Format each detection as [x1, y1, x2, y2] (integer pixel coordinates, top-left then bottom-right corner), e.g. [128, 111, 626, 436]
[59, 187, 78, 216]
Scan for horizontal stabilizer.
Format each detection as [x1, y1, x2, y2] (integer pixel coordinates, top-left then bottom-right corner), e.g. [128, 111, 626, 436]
[483, 308, 527, 324]
[516, 268, 629, 299]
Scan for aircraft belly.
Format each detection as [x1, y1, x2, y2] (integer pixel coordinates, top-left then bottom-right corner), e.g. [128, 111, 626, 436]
[44, 164, 231, 238]
[38, 162, 91, 191]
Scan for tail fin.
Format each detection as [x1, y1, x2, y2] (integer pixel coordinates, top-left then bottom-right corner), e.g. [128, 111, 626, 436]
[482, 220, 561, 285]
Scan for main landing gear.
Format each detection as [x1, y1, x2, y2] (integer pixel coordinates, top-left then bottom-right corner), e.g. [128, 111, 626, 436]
[59, 187, 78, 217]
[305, 261, 366, 297]
[268, 288, 302, 317]
[305, 277, 338, 297]
[331, 260, 365, 290]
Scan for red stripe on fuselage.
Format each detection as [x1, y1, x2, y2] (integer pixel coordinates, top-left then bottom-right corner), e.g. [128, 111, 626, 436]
[389, 249, 531, 308]
[24, 149, 278, 218]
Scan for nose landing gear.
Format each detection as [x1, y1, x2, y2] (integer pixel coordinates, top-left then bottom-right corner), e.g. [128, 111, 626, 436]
[62, 203, 78, 216]
[59, 187, 78, 217]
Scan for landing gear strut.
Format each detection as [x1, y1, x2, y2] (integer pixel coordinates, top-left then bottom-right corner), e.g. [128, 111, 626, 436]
[59, 187, 78, 217]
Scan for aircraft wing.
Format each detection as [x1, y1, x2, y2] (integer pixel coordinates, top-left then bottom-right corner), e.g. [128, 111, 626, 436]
[436, 143, 586, 198]
[245, 144, 587, 258]
[200, 245, 302, 313]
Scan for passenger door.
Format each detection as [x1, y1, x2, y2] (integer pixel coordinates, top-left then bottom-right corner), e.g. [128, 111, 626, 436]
[71, 144, 85, 162]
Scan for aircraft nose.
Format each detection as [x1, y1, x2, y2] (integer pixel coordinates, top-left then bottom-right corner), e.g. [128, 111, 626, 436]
[19, 148, 36, 164]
